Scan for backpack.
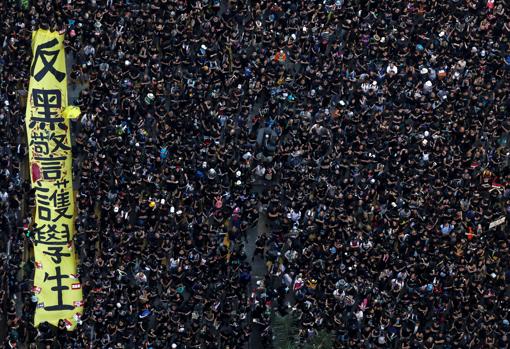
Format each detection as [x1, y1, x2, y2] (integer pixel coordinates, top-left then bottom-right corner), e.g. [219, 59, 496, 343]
[214, 196, 223, 209]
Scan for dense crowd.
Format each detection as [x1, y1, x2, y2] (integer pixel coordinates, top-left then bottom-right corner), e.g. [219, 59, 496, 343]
[1, 0, 510, 348]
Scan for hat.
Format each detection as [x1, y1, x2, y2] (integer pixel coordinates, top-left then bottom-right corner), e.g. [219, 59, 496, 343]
[416, 44, 424, 51]
[236, 171, 241, 177]
[373, 34, 381, 42]
[424, 81, 432, 88]
[139, 309, 151, 318]
[420, 68, 428, 74]
[149, 201, 156, 208]
[125, 60, 131, 66]
[201, 44, 207, 51]
[145, 93, 155, 104]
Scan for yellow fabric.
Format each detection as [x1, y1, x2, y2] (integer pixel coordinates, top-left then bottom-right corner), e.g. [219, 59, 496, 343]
[25, 30, 83, 331]
[62, 105, 81, 119]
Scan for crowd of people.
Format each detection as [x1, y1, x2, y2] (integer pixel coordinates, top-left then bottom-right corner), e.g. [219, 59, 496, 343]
[1, 0, 510, 348]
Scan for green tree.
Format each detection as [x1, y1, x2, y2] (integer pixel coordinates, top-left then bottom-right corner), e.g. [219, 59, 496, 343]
[302, 330, 334, 349]
[21, 0, 29, 10]
[272, 313, 299, 349]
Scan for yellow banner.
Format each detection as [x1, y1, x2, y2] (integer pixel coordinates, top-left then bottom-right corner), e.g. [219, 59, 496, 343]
[25, 30, 83, 331]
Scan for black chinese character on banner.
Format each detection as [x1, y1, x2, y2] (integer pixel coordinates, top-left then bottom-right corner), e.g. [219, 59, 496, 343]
[30, 132, 71, 155]
[35, 186, 72, 210]
[30, 132, 50, 155]
[43, 266, 74, 311]
[30, 89, 65, 131]
[49, 133, 71, 152]
[43, 246, 71, 264]
[33, 223, 70, 245]
[55, 178, 70, 189]
[30, 39, 66, 82]
[35, 186, 73, 222]
[37, 205, 52, 222]
[34, 155, 66, 180]
[53, 207, 73, 221]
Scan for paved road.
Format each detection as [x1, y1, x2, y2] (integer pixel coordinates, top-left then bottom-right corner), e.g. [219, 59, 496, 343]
[245, 182, 269, 349]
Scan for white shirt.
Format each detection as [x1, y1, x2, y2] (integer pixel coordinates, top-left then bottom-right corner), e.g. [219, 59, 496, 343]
[361, 82, 379, 94]
[386, 64, 398, 75]
[255, 165, 265, 177]
[289, 209, 301, 222]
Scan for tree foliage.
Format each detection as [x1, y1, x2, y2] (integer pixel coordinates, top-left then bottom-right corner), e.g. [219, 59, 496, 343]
[302, 330, 334, 349]
[272, 313, 299, 349]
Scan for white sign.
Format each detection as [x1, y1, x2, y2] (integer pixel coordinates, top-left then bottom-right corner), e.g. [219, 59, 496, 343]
[489, 217, 506, 230]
